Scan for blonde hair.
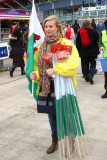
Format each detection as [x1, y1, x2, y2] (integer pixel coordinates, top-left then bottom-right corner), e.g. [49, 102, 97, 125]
[43, 15, 63, 36]
[82, 20, 91, 27]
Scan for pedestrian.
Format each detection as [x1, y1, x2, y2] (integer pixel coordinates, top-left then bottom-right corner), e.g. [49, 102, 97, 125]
[96, 19, 105, 35]
[72, 20, 80, 44]
[30, 15, 79, 154]
[22, 23, 28, 34]
[76, 20, 99, 84]
[10, 22, 17, 35]
[91, 19, 96, 30]
[63, 23, 75, 44]
[100, 19, 107, 98]
[9, 28, 25, 77]
[62, 21, 67, 30]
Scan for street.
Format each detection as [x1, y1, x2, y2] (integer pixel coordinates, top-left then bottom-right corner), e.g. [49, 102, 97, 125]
[0, 64, 107, 160]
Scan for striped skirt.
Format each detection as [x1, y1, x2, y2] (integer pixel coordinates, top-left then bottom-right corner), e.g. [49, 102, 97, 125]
[37, 80, 56, 115]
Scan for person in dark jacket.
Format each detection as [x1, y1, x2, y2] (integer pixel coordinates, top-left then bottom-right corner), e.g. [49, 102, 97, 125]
[9, 28, 25, 77]
[76, 20, 99, 84]
[72, 20, 80, 44]
[91, 19, 96, 30]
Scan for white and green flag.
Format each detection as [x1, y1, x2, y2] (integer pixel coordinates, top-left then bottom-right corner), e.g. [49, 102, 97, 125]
[26, 0, 45, 100]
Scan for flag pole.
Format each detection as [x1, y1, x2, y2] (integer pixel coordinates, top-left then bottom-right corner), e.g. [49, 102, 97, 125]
[69, 77, 89, 156]
[32, 80, 34, 96]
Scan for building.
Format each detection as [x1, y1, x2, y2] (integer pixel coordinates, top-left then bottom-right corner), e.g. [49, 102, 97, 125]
[0, 0, 106, 24]
[33, 0, 107, 25]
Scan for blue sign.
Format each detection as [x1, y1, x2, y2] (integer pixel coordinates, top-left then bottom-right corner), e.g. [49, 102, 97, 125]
[6, 10, 20, 15]
[79, 8, 82, 12]
[97, 0, 105, 4]
[0, 46, 8, 60]
[97, 0, 101, 4]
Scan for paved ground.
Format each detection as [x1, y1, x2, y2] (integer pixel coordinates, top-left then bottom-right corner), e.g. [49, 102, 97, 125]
[0, 59, 107, 160]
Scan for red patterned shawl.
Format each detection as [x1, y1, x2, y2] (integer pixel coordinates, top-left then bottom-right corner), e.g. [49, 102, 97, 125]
[38, 32, 61, 93]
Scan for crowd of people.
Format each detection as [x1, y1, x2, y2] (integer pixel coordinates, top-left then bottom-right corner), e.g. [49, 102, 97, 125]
[62, 19, 107, 98]
[9, 18, 107, 99]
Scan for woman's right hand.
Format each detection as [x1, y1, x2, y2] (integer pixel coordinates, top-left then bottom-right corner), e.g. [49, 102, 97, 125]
[30, 72, 37, 80]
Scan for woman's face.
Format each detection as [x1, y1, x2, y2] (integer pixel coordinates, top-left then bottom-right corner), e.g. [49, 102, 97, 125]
[68, 24, 71, 28]
[44, 20, 59, 37]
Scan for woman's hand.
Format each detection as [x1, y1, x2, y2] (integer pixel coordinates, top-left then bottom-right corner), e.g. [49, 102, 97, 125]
[24, 52, 27, 57]
[46, 68, 55, 77]
[30, 72, 37, 80]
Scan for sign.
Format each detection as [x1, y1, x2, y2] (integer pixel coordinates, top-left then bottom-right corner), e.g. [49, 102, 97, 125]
[82, 6, 106, 11]
[97, 0, 101, 4]
[79, 8, 82, 12]
[0, 8, 30, 20]
[0, 43, 9, 60]
[97, 0, 105, 4]
[6, 10, 20, 15]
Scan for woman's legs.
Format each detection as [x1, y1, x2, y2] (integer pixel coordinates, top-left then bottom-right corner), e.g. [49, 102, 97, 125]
[10, 66, 16, 77]
[21, 66, 25, 75]
[48, 114, 57, 136]
[47, 114, 57, 154]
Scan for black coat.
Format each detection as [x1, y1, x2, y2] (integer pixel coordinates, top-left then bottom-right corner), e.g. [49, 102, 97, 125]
[76, 27, 99, 58]
[10, 37, 24, 67]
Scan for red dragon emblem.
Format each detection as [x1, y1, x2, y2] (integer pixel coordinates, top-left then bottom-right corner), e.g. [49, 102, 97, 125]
[33, 33, 40, 43]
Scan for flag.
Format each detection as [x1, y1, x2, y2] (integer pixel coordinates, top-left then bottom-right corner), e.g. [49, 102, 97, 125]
[52, 54, 88, 159]
[26, 0, 45, 101]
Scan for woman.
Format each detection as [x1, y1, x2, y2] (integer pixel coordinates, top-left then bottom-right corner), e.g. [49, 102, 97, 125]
[63, 23, 75, 44]
[9, 28, 25, 77]
[30, 15, 79, 154]
[91, 19, 96, 30]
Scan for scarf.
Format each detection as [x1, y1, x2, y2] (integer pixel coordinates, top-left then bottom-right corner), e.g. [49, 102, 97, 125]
[65, 28, 71, 39]
[38, 32, 61, 93]
[80, 27, 91, 47]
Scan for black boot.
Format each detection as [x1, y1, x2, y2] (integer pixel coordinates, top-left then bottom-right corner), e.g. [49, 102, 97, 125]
[10, 66, 15, 77]
[87, 74, 94, 84]
[21, 66, 25, 75]
[101, 91, 107, 98]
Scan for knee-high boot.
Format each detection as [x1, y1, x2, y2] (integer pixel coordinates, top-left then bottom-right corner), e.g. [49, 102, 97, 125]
[47, 135, 58, 154]
[21, 66, 25, 75]
[10, 66, 15, 77]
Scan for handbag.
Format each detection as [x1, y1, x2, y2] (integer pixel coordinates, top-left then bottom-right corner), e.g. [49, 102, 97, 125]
[37, 80, 56, 115]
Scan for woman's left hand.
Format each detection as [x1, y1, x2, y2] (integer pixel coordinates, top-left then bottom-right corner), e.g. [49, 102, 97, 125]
[46, 68, 55, 77]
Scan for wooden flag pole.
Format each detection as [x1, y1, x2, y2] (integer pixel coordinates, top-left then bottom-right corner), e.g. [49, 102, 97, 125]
[75, 137, 81, 159]
[80, 137, 85, 157]
[83, 135, 89, 155]
[59, 141, 62, 160]
[61, 139, 65, 160]
[32, 80, 34, 96]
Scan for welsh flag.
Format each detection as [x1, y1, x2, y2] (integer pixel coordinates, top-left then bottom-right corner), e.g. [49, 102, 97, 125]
[26, 0, 45, 101]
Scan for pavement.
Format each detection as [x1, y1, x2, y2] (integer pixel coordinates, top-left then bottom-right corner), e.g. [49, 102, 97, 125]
[0, 58, 107, 160]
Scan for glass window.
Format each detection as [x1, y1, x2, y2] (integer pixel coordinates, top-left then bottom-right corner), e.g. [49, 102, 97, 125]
[98, 10, 105, 15]
[90, 11, 97, 16]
